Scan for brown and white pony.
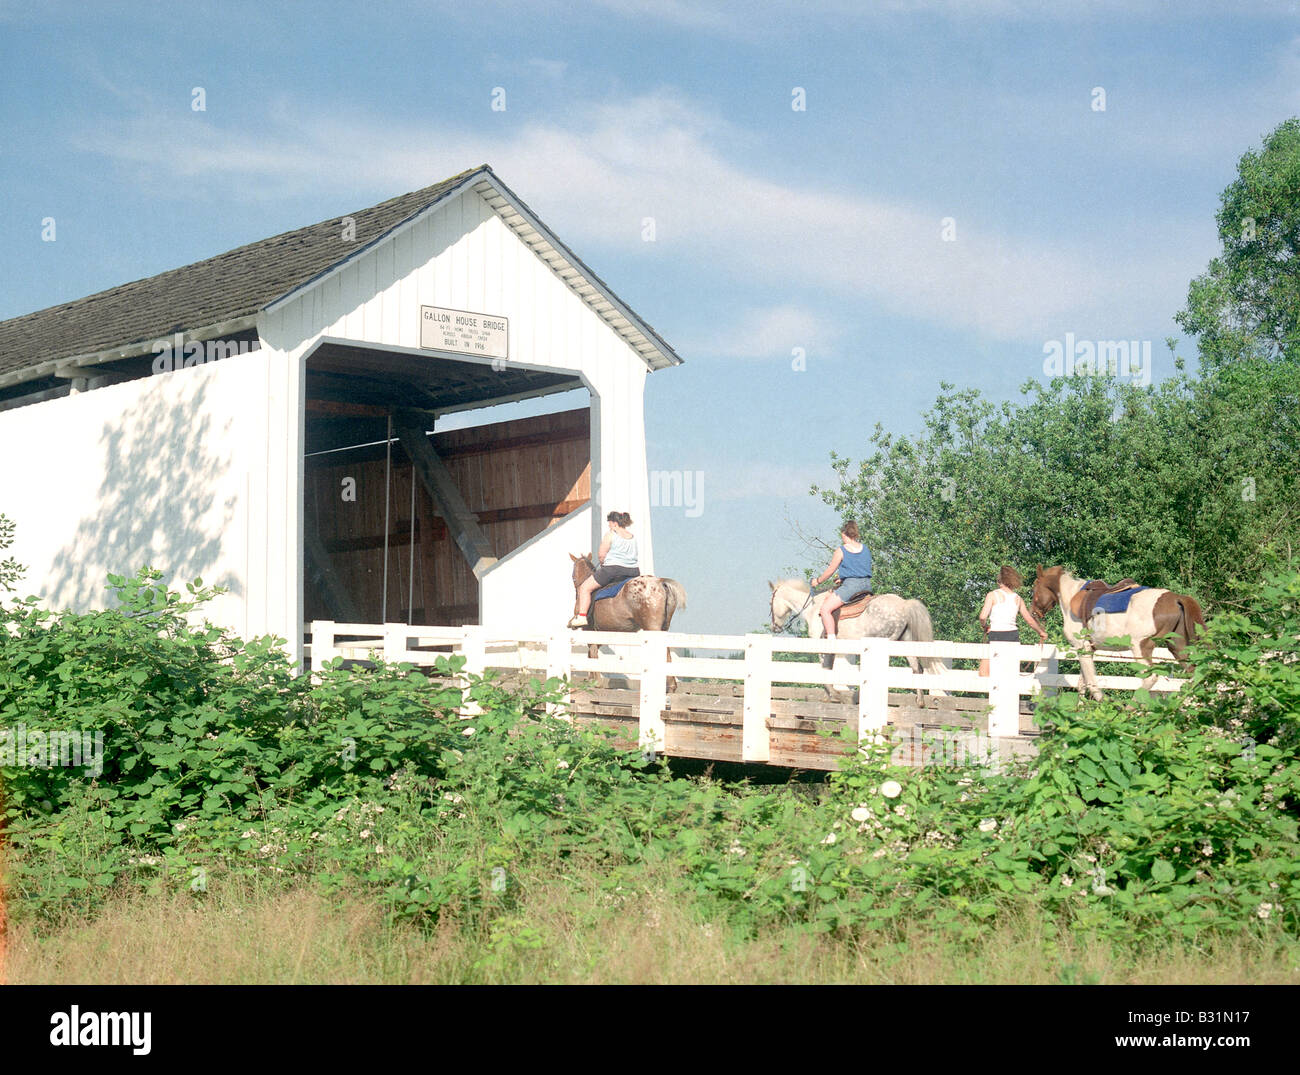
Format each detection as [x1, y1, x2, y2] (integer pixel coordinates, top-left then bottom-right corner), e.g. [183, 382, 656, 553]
[1031, 565, 1206, 700]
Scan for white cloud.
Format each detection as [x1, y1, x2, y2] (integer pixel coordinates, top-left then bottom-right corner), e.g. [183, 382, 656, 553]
[75, 87, 1207, 342]
[688, 305, 846, 359]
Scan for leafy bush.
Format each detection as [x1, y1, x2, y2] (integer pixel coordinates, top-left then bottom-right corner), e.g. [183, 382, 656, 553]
[2, 567, 1297, 952]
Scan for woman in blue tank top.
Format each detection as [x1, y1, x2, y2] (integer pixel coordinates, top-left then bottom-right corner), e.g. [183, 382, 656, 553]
[810, 520, 872, 639]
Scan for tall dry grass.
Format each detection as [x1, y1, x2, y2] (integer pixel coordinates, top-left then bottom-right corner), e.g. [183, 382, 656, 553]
[9, 874, 1298, 985]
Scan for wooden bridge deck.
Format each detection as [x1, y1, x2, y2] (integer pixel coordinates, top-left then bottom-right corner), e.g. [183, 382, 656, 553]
[566, 676, 1041, 771]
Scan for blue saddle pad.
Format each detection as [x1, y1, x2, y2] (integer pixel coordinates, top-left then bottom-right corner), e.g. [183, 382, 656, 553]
[1093, 586, 1150, 615]
[593, 577, 636, 602]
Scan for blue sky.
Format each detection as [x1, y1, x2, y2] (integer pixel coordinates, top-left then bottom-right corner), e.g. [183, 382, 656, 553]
[3, 0, 1298, 632]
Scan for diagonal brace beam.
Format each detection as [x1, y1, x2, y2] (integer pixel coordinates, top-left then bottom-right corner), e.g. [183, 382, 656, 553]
[392, 409, 498, 578]
[304, 526, 363, 623]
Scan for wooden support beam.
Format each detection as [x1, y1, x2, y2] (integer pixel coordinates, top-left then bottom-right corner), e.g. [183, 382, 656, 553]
[320, 499, 587, 554]
[304, 527, 363, 623]
[306, 398, 401, 418]
[392, 409, 498, 578]
[303, 426, 588, 470]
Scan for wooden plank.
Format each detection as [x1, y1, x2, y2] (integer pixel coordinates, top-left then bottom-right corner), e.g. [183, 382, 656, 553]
[664, 723, 744, 763]
[769, 698, 856, 721]
[664, 708, 741, 727]
[567, 702, 640, 718]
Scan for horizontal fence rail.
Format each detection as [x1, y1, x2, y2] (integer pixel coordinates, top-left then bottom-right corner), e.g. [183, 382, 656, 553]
[305, 621, 1187, 766]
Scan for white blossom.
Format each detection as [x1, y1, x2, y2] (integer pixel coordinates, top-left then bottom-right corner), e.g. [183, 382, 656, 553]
[881, 780, 902, 799]
[851, 806, 871, 823]
[978, 818, 997, 833]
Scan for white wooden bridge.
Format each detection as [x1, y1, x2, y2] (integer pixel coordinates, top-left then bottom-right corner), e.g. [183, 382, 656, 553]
[307, 623, 1187, 771]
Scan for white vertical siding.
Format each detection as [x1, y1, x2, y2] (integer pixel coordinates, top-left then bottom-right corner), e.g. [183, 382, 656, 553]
[0, 350, 287, 649]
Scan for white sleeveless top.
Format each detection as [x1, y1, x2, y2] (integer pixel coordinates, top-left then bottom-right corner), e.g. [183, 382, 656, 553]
[604, 533, 638, 568]
[988, 590, 1017, 631]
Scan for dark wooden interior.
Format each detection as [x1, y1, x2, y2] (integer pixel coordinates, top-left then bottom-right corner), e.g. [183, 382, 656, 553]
[304, 408, 590, 625]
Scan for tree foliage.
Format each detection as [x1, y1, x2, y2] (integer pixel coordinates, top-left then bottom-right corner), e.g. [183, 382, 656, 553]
[813, 120, 1300, 639]
[1177, 117, 1300, 368]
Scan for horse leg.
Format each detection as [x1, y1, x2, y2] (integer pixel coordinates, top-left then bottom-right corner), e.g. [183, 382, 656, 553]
[1079, 650, 1103, 701]
[906, 653, 924, 707]
[586, 641, 605, 690]
[1135, 636, 1160, 693]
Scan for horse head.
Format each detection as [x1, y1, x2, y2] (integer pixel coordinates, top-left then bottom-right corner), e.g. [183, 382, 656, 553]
[1032, 564, 1063, 622]
[569, 552, 596, 589]
[769, 578, 810, 632]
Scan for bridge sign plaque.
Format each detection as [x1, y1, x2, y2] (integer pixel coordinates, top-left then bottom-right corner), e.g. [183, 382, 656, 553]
[420, 305, 509, 360]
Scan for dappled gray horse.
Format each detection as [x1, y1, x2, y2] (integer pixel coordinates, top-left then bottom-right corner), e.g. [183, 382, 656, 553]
[769, 578, 949, 695]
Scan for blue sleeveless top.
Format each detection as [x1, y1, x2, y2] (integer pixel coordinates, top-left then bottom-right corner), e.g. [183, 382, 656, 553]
[839, 544, 871, 578]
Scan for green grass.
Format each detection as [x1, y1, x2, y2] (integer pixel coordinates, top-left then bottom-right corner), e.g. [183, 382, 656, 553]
[9, 870, 1298, 985]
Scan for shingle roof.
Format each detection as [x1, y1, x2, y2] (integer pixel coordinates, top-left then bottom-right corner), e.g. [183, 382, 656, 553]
[0, 166, 484, 383]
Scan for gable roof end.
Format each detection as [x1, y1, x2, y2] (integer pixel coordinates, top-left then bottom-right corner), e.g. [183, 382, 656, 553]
[0, 165, 681, 389]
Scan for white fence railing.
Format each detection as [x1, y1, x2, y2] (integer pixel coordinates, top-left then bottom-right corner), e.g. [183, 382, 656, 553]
[305, 622, 1186, 763]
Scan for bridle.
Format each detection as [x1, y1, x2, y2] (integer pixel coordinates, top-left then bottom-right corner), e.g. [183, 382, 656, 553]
[772, 584, 816, 634]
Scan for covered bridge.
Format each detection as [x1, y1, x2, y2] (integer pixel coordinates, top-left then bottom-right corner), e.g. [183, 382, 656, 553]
[0, 165, 682, 664]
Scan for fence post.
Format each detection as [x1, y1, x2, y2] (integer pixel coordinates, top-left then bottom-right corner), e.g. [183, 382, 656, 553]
[546, 631, 572, 719]
[460, 625, 486, 718]
[988, 641, 1020, 738]
[383, 623, 407, 665]
[311, 620, 336, 673]
[743, 634, 772, 763]
[859, 637, 889, 747]
[639, 634, 669, 758]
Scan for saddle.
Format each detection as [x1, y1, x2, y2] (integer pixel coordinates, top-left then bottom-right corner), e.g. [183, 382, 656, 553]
[592, 576, 637, 603]
[1069, 578, 1140, 623]
[833, 591, 874, 624]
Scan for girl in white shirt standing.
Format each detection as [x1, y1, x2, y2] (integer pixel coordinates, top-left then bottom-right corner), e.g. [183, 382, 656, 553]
[978, 565, 1047, 676]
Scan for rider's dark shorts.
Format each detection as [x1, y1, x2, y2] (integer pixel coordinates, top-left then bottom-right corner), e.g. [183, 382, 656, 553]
[594, 565, 639, 587]
[986, 630, 1020, 642]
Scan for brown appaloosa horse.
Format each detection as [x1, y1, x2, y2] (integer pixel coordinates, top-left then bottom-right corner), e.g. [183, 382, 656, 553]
[1031, 565, 1206, 700]
[569, 554, 687, 690]
[569, 554, 686, 632]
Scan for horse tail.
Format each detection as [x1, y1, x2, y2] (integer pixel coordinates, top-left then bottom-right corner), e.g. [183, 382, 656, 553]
[902, 598, 934, 642]
[661, 578, 687, 630]
[1178, 595, 1207, 646]
[903, 599, 950, 677]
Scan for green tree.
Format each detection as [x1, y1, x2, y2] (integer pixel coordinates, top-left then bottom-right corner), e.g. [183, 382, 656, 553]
[1177, 117, 1300, 369]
